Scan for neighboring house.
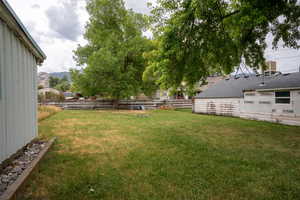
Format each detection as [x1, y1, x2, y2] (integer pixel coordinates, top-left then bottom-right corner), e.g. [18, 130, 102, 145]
[0, 0, 46, 164]
[38, 88, 61, 96]
[151, 75, 225, 100]
[38, 72, 50, 88]
[193, 72, 300, 126]
[38, 72, 71, 89]
[152, 90, 173, 100]
[196, 75, 226, 95]
[63, 91, 74, 98]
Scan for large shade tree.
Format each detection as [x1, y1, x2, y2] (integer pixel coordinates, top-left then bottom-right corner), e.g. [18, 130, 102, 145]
[72, 0, 157, 100]
[144, 0, 300, 90]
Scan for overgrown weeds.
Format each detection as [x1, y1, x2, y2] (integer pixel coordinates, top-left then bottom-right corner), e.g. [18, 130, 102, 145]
[38, 106, 61, 122]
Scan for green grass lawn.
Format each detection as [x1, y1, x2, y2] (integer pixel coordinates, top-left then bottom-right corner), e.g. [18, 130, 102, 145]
[22, 110, 300, 200]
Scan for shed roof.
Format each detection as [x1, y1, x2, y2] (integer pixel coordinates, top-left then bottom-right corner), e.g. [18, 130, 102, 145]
[196, 72, 300, 99]
[0, 0, 46, 63]
[247, 72, 300, 91]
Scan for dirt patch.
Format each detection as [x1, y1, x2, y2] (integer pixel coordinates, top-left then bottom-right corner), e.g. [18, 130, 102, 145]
[58, 132, 143, 156]
[59, 118, 93, 126]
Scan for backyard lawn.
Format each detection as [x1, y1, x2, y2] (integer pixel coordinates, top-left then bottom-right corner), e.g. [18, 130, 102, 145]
[22, 110, 300, 200]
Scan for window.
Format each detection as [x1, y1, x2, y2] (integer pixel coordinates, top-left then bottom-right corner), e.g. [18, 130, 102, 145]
[259, 92, 273, 96]
[244, 101, 254, 104]
[245, 93, 255, 96]
[259, 101, 271, 104]
[283, 109, 294, 114]
[275, 91, 290, 104]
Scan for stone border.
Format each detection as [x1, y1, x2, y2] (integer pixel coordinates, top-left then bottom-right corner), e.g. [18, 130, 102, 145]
[0, 138, 56, 200]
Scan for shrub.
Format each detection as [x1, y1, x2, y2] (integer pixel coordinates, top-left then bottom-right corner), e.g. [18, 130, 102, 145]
[38, 92, 65, 103]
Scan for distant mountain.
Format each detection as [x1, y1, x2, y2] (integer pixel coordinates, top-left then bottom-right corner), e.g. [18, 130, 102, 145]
[50, 72, 71, 81]
[38, 71, 72, 88]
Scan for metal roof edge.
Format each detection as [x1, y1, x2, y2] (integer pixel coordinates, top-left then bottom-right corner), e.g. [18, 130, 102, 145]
[0, 0, 46, 63]
[194, 96, 243, 99]
[255, 87, 300, 92]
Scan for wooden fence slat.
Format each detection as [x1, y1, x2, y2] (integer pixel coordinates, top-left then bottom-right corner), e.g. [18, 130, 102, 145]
[40, 100, 192, 110]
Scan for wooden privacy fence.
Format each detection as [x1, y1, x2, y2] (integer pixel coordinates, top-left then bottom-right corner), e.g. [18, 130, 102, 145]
[41, 100, 192, 110]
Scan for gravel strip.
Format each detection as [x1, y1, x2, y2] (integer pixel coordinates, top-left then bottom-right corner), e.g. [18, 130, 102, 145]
[0, 141, 46, 196]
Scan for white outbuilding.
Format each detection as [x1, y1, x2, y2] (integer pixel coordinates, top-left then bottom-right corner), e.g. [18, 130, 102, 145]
[193, 72, 300, 126]
[0, 0, 46, 164]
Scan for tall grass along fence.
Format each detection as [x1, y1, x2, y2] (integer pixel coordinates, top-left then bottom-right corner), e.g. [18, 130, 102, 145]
[38, 106, 62, 121]
[40, 100, 192, 110]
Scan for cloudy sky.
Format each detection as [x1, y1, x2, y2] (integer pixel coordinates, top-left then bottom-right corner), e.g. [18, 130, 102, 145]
[8, 0, 300, 73]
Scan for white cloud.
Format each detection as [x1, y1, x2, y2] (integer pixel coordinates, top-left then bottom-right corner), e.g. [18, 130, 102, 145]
[31, 4, 40, 9]
[125, 0, 155, 14]
[8, 0, 88, 72]
[7, 0, 300, 73]
[265, 34, 300, 73]
[46, 0, 82, 41]
[7, 0, 154, 73]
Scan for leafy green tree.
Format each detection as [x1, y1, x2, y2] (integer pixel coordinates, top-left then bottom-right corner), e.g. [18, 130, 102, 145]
[145, 0, 300, 89]
[49, 75, 70, 92]
[61, 75, 69, 83]
[49, 77, 60, 88]
[72, 0, 157, 101]
[55, 81, 71, 92]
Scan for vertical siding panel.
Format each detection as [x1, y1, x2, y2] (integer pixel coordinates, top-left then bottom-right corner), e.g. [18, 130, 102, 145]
[19, 45, 27, 145]
[20, 43, 26, 145]
[23, 45, 30, 143]
[23, 41, 30, 143]
[5, 24, 14, 158]
[3, 23, 9, 161]
[0, 21, 3, 162]
[0, 21, 39, 164]
[16, 37, 22, 146]
[0, 20, 6, 163]
[31, 56, 38, 138]
[34, 62, 38, 139]
[11, 28, 17, 155]
[27, 49, 36, 141]
[14, 31, 21, 153]
[27, 51, 33, 141]
[23, 47, 29, 143]
[28, 52, 33, 140]
[294, 91, 300, 115]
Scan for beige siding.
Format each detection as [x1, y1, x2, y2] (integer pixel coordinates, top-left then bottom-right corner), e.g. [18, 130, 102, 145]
[194, 90, 300, 126]
[295, 91, 300, 116]
[194, 98, 241, 117]
[241, 90, 300, 126]
[0, 20, 38, 164]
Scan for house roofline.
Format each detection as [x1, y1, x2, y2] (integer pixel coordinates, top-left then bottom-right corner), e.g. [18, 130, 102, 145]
[244, 87, 300, 92]
[194, 96, 242, 99]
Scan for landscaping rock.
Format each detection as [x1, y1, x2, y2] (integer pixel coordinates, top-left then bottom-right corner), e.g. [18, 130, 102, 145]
[0, 184, 6, 193]
[0, 141, 47, 197]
